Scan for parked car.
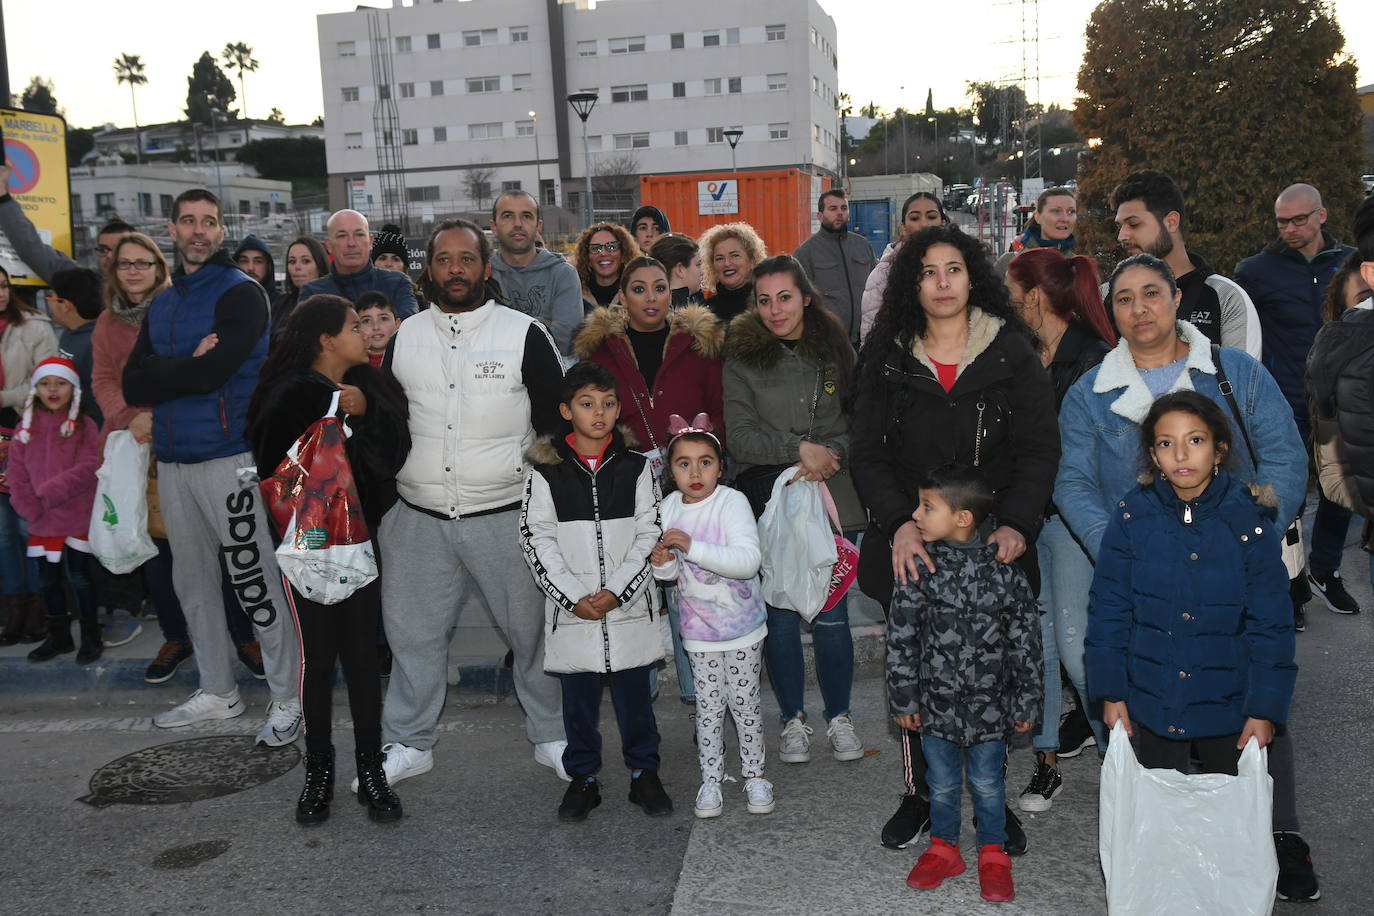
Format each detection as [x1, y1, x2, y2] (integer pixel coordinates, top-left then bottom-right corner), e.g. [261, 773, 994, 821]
[1362, 174, 1374, 197]
[944, 184, 973, 210]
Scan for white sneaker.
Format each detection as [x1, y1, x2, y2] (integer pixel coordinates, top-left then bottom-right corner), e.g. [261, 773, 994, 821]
[779, 717, 813, 763]
[744, 777, 775, 815]
[694, 782, 723, 818]
[255, 699, 302, 747]
[350, 742, 433, 792]
[534, 739, 571, 781]
[827, 714, 865, 761]
[153, 688, 244, 728]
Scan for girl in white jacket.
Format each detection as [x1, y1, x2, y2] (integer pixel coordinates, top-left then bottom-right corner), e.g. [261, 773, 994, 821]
[652, 414, 773, 818]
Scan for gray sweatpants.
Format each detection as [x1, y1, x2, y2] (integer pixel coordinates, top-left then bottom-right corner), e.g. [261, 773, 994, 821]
[380, 501, 563, 750]
[157, 453, 300, 701]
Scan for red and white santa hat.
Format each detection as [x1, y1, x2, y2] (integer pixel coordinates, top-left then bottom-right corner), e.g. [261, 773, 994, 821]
[17, 356, 82, 443]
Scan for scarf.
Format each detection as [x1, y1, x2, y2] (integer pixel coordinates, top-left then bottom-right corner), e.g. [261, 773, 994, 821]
[109, 292, 152, 327]
[1012, 222, 1076, 254]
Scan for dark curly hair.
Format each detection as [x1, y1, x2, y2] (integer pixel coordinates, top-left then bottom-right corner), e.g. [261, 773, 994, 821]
[856, 224, 1034, 394]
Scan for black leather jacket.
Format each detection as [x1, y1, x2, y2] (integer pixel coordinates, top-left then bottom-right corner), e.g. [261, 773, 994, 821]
[1049, 321, 1112, 412]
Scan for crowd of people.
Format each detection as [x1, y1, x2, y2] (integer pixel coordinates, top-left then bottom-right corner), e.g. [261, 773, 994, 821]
[2, 160, 1370, 904]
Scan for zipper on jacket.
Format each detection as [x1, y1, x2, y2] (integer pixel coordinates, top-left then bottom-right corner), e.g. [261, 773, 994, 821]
[219, 394, 229, 435]
[576, 456, 616, 672]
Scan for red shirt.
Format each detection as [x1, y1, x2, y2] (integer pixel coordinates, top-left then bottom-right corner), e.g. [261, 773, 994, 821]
[933, 359, 957, 393]
[369, 351, 385, 368]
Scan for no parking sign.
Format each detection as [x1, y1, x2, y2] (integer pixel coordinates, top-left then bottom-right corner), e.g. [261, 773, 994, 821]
[1, 109, 72, 287]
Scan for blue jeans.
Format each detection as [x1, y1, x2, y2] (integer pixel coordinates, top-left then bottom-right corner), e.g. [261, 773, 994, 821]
[663, 585, 695, 702]
[922, 734, 1006, 847]
[0, 493, 41, 595]
[763, 593, 853, 723]
[1034, 515, 1108, 752]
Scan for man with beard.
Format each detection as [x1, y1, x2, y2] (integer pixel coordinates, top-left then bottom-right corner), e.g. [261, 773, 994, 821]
[793, 189, 877, 347]
[1111, 170, 1260, 357]
[488, 190, 583, 359]
[367, 218, 569, 794]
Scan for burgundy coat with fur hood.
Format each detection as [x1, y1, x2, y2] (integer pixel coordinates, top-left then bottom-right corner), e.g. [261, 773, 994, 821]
[573, 304, 726, 454]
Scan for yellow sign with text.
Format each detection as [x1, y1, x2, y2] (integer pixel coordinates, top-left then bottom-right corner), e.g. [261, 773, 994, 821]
[1, 108, 72, 287]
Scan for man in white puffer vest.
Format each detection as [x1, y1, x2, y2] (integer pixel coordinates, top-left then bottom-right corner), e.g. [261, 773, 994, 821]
[363, 218, 570, 794]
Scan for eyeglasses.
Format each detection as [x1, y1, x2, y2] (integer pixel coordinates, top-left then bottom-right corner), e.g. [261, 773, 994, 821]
[116, 259, 157, 271]
[588, 242, 620, 254]
[1276, 208, 1320, 229]
[95, 245, 114, 255]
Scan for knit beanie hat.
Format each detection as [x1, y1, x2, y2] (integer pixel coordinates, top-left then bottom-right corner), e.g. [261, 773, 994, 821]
[371, 227, 409, 267]
[17, 356, 81, 444]
[630, 206, 670, 235]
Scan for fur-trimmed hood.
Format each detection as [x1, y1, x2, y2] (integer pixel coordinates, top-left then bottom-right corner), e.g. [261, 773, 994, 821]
[907, 307, 1004, 382]
[1093, 320, 1214, 423]
[723, 305, 852, 374]
[526, 425, 640, 466]
[1134, 467, 1280, 510]
[573, 304, 724, 362]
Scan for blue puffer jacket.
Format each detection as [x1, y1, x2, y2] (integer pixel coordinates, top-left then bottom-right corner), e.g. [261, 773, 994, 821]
[1234, 232, 1353, 434]
[298, 263, 418, 319]
[1086, 471, 1297, 739]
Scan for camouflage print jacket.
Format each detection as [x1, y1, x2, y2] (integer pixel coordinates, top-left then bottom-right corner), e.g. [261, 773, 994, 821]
[885, 538, 1044, 746]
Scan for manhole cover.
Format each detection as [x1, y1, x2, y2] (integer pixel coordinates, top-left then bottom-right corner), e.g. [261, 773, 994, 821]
[79, 736, 300, 808]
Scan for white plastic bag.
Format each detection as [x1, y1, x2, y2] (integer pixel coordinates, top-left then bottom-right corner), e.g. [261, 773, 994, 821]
[88, 431, 159, 574]
[1099, 721, 1277, 916]
[757, 474, 837, 622]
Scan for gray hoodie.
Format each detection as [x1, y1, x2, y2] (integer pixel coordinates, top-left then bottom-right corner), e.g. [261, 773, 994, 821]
[491, 248, 584, 357]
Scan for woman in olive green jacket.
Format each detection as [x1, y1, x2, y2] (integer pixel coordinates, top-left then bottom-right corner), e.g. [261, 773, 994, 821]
[722, 254, 867, 768]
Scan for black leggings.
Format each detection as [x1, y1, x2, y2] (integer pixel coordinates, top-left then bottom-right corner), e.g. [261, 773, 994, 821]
[291, 577, 383, 755]
[39, 549, 98, 622]
[1133, 724, 1242, 776]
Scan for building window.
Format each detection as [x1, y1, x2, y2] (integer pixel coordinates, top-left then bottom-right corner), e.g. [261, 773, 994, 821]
[337, 41, 355, 57]
[275, 202, 286, 214]
[138, 192, 153, 216]
[726, 28, 740, 45]
[672, 82, 686, 98]
[614, 132, 649, 150]
[512, 73, 532, 91]
[342, 86, 359, 102]
[463, 29, 497, 47]
[510, 26, 529, 43]
[430, 80, 444, 96]
[407, 186, 440, 202]
[466, 76, 500, 94]
[399, 82, 415, 99]
[707, 127, 724, 144]
[427, 33, 441, 50]
[239, 200, 251, 215]
[767, 73, 787, 92]
[702, 30, 720, 47]
[395, 36, 411, 53]
[378, 83, 391, 100]
[402, 128, 418, 145]
[811, 27, 818, 46]
[670, 33, 684, 50]
[813, 123, 822, 141]
[433, 126, 447, 142]
[516, 119, 534, 137]
[611, 84, 648, 103]
[704, 78, 722, 96]
[159, 194, 173, 217]
[674, 130, 688, 147]
[502, 180, 522, 192]
[577, 40, 596, 57]
[345, 132, 363, 149]
[540, 179, 555, 207]
[382, 129, 394, 145]
[469, 122, 502, 140]
[259, 201, 271, 218]
[769, 123, 789, 140]
[728, 77, 742, 94]
[609, 36, 645, 54]
[766, 24, 785, 41]
[95, 192, 115, 214]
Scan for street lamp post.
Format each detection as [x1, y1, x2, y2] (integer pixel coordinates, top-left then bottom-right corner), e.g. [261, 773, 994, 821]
[209, 107, 225, 211]
[928, 116, 940, 177]
[529, 110, 542, 207]
[567, 92, 598, 226]
[723, 128, 743, 177]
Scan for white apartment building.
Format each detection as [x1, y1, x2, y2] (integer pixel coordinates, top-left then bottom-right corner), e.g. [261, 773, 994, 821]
[317, 0, 840, 225]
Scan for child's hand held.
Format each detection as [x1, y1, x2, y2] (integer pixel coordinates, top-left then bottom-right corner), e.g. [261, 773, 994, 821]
[1237, 717, 1273, 749]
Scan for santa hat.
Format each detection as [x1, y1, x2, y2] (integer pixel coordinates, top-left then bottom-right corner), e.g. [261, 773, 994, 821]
[17, 356, 82, 444]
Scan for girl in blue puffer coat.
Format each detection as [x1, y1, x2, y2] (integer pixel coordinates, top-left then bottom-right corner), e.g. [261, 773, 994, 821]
[1086, 390, 1297, 775]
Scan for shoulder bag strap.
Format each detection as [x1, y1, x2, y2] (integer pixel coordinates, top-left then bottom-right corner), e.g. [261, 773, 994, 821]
[1211, 344, 1256, 467]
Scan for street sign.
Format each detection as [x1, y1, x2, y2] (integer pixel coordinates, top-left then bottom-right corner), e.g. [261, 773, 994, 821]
[0, 108, 73, 287]
[697, 179, 738, 215]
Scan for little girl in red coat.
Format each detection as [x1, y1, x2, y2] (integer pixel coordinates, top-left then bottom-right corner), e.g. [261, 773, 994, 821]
[8, 357, 102, 663]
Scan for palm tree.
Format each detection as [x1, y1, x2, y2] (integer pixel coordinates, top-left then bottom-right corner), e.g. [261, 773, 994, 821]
[113, 53, 148, 165]
[221, 42, 259, 120]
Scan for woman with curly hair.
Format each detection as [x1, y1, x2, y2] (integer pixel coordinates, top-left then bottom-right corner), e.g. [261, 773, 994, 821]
[574, 222, 641, 313]
[848, 224, 1059, 857]
[699, 222, 767, 323]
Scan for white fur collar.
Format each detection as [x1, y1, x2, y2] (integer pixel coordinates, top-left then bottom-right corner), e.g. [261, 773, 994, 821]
[1092, 320, 1215, 423]
[909, 307, 1004, 380]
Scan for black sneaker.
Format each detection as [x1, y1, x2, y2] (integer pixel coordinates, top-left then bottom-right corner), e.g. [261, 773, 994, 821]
[628, 770, 673, 816]
[972, 806, 1029, 856]
[1293, 601, 1307, 633]
[1307, 570, 1360, 615]
[1056, 707, 1097, 759]
[145, 641, 194, 684]
[880, 793, 931, 849]
[558, 776, 601, 823]
[1017, 752, 1064, 813]
[1274, 831, 1321, 901]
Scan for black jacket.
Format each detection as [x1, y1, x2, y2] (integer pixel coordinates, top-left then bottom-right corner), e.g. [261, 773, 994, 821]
[1306, 307, 1374, 515]
[249, 368, 411, 532]
[1048, 321, 1111, 411]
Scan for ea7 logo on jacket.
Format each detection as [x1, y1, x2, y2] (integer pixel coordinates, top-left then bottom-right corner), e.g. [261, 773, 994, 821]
[474, 360, 508, 381]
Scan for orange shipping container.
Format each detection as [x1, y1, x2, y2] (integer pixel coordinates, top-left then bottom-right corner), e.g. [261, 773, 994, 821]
[638, 169, 833, 259]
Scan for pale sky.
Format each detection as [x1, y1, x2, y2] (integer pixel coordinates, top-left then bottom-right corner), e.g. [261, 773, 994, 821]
[5, 0, 1372, 129]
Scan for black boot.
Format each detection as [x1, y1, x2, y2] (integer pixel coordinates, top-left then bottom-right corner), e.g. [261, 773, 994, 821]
[76, 619, 104, 664]
[19, 594, 47, 643]
[27, 617, 74, 662]
[0, 596, 23, 646]
[355, 750, 402, 822]
[296, 747, 335, 825]
[628, 770, 673, 816]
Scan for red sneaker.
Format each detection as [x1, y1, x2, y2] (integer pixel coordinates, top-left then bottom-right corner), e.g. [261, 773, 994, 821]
[906, 837, 966, 889]
[978, 844, 1015, 902]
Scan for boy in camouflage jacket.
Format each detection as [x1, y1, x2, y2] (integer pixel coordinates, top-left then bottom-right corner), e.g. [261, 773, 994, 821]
[886, 465, 1043, 903]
